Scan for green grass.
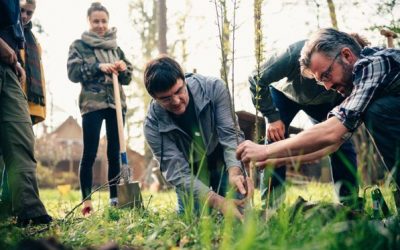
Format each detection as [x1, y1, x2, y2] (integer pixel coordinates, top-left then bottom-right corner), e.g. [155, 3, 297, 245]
[1, 183, 400, 249]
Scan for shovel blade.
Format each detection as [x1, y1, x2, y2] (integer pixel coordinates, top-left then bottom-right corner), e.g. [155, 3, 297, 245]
[117, 181, 143, 209]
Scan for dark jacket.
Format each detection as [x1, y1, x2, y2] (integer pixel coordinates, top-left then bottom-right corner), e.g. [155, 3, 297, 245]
[249, 40, 342, 123]
[0, 0, 24, 52]
[67, 39, 133, 115]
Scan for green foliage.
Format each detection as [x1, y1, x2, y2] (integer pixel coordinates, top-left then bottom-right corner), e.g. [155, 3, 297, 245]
[352, 127, 385, 185]
[1, 184, 400, 249]
[368, 0, 400, 47]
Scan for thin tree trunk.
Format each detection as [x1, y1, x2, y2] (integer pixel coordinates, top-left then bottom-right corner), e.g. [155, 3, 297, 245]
[253, 0, 264, 143]
[326, 0, 338, 29]
[157, 0, 168, 54]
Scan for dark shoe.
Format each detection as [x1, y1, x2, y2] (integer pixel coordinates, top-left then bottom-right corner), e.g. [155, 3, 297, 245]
[16, 214, 53, 227]
[288, 196, 318, 223]
[342, 197, 367, 220]
[342, 197, 365, 210]
[0, 201, 12, 219]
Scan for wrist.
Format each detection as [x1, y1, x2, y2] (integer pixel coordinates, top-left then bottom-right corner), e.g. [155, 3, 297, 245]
[228, 166, 242, 176]
[207, 191, 223, 209]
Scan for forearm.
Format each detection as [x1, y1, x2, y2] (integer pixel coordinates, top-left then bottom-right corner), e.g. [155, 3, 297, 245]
[144, 121, 210, 199]
[264, 142, 342, 167]
[0, 37, 17, 66]
[154, 154, 211, 199]
[228, 166, 242, 175]
[206, 190, 225, 209]
[223, 143, 244, 172]
[265, 117, 344, 158]
[161, 159, 211, 200]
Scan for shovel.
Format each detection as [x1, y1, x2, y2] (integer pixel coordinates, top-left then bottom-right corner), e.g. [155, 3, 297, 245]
[380, 29, 397, 48]
[112, 73, 143, 209]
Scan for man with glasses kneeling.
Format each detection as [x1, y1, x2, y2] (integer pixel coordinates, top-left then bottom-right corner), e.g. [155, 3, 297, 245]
[237, 28, 400, 209]
[143, 55, 253, 220]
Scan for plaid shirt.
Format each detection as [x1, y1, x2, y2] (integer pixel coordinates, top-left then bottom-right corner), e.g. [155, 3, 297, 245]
[329, 47, 400, 132]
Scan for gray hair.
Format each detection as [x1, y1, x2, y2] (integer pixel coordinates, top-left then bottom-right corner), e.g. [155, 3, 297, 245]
[300, 28, 362, 78]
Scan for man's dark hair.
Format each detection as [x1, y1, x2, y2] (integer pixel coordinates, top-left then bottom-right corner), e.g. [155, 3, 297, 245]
[144, 55, 185, 96]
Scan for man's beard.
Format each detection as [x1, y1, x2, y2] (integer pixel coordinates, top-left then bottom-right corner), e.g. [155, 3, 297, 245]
[339, 61, 354, 97]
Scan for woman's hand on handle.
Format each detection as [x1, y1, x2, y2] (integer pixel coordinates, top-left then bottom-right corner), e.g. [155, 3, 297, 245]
[114, 60, 127, 72]
[99, 63, 118, 74]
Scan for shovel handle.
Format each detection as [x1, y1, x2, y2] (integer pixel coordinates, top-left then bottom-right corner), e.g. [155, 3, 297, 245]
[112, 73, 126, 154]
[380, 29, 397, 48]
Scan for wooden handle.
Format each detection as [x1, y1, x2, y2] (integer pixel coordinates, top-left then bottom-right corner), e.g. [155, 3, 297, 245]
[380, 29, 398, 48]
[112, 73, 126, 153]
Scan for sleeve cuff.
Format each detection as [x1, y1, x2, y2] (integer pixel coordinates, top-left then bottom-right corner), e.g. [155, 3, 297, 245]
[94, 63, 101, 72]
[328, 108, 362, 132]
[195, 181, 212, 200]
[265, 111, 281, 123]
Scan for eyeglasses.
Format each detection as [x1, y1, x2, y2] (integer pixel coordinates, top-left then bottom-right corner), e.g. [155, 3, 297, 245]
[315, 52, 341, 85]
[155, 83, 187, 105]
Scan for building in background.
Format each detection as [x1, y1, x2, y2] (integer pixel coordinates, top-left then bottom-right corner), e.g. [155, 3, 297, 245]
[35, 116, 146, 188]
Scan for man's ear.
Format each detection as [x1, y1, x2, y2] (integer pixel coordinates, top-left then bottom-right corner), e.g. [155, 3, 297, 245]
[341, 47, 357, 64]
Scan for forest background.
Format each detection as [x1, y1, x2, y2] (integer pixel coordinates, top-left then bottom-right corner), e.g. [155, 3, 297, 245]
[32, 0, 399, 159]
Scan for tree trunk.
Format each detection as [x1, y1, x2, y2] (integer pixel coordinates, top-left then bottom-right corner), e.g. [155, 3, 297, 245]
[221, 0, 230, 84]
[253, 0, 264, 143]
[326, 0, 338, 29]
[157, 0, 168, 54]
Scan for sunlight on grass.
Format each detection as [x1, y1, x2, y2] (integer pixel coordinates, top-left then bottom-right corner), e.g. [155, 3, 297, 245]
[1, 183, 399, 249]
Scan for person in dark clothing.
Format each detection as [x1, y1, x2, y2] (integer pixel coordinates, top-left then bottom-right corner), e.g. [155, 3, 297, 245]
[0, 0, 51, 226]
[248, 37, 368, 209]
[238, 28, 400, 206]
[1, 0, 48, 215]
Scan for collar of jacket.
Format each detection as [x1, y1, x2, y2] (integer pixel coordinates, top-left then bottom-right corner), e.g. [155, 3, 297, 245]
[151, 74, 211, 134]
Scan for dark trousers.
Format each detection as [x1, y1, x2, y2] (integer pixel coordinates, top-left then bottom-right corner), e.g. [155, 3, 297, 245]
[0, 64, 48, 219]
[176, 144, 228, 214]
[260, 87, 358, 205]
[0, 158, 10, 204]
[80, 108, 122, 200]
[364, 95, 400, 186]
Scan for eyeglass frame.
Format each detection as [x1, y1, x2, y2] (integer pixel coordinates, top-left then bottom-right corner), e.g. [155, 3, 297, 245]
[314, 51, 342, 85]
[154, 81, 187, 105]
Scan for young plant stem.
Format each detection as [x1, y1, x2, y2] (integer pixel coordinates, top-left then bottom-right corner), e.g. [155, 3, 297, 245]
[266, 176, 272, 217]
[214, 0, 250, 206]
[253, 0, 264, 203]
